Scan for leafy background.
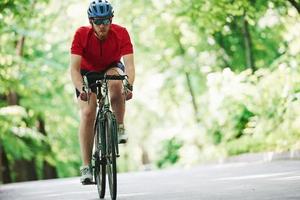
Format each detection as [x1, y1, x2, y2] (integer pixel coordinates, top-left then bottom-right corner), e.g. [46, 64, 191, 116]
[0, 0, 300, 183]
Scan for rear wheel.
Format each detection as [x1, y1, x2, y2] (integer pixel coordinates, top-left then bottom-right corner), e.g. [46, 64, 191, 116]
[94, 120, 106, 199]
[105, 112, 117, 200]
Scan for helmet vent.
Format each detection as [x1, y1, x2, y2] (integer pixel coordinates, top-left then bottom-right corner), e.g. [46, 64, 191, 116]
[92, 5, 97, 13]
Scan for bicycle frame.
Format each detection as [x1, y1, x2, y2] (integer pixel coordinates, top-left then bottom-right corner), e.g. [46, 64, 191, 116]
[94, 79, 120, 157]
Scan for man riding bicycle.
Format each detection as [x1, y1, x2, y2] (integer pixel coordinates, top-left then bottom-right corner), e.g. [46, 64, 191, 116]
[69, 0, 135, 184]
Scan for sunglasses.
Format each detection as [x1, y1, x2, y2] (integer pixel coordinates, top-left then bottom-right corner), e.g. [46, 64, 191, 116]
[92, 18, 111, 25]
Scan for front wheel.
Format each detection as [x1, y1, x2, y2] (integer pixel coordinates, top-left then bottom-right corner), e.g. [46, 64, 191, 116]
[105, 112, 117, 200]
[94, 119, 106, 199]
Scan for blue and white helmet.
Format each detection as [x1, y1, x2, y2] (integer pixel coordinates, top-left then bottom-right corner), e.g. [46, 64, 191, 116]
[87, 0, 114, 18]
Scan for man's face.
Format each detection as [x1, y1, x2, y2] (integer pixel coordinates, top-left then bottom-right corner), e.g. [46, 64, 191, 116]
[91, 18, 112, 40]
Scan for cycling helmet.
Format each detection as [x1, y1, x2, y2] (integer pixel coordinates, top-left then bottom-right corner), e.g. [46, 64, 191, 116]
[87, 0, 114, 18]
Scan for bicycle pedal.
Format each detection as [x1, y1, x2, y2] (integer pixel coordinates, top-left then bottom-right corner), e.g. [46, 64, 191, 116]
[82, 180, 96, 185]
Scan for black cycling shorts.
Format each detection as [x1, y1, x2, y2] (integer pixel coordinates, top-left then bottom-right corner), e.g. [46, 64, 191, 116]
[75, 61, 125, 98]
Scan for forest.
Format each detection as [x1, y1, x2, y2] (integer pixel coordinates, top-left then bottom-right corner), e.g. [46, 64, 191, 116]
[0, 0, 300, 183]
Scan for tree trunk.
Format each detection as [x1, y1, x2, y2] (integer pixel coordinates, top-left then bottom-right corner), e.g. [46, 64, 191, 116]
[43, 163, 57, 179]
[0, 145, 2, 183]
[37, 116, 57, 179]
[174, 31, 200, 124]
[141, 146, 150, 165]
[0, 146, 12, 183]
[16, 35, 25, 56]
[185, 72, 200, 123]
[213, 32, 231, 69]
[2, 88, 18, 183]
[241, 14, 256, 72]
[141, 146, 151, 170]
[6, 91, 19, 105]
[288, 0, 300, 14]
[5, 88, 18, 183]
[13, 160, 38, 182]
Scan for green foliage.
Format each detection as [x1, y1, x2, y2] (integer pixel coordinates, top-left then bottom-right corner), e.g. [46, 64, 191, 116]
[156, 137, 183, 169]
[225, 135, 265, 155]
[115, 0, 300, 169]
[200, 65, 300, 156]
[0, 106, 44, 162]
[0, 0, 81, 182]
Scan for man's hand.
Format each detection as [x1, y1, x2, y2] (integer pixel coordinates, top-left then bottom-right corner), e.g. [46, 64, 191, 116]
[79, 86, 91, 102]
[125, 90, 133, 101]
[80, 91, 89, 101]
[124, 82, 133, 101]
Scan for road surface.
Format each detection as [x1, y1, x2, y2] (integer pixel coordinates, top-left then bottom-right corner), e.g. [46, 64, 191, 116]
[0, 160, 299, 200]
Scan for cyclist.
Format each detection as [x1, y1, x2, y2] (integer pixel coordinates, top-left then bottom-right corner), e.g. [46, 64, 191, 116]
[69, 0, 135, 184]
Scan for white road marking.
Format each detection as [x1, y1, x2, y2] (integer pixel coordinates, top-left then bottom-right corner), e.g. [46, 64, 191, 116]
[214, 172, 296, 181]
[271, 176, 300, 181]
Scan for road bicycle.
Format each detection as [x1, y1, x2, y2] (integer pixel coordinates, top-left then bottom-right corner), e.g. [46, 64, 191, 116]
[82, 71, 127, 200]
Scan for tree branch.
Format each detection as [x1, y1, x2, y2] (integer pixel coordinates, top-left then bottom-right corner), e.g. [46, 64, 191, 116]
[288, 0, 300, 14]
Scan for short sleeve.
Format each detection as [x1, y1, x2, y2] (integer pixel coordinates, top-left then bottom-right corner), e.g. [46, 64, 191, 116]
[71, 28, 84, 55]
[120, 28, 133, 56]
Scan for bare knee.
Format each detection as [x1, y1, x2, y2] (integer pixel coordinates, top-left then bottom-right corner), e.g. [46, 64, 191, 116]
[106, 67, 124, 102]
[109, 81, 123, 102]
[81, 107, 96, 122]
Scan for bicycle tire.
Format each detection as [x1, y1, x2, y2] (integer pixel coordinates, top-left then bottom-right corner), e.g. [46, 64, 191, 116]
[95, 118, 106, 199]
[105, 111, 117, 200]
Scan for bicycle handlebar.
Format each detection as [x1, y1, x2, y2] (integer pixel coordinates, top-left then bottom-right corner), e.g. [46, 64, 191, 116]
[81, 72, 129, 103]
[84, 71, 127, 81]
[82, 72, 127, 101]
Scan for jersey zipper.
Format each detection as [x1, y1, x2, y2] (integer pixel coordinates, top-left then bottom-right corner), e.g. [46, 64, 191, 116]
[99, 40, 103, 58]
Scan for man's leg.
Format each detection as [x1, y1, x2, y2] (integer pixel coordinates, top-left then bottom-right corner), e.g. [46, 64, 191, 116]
[105, 67, 128, 143]
[78, 94, 97, 166]
[106, 67, 125, 124]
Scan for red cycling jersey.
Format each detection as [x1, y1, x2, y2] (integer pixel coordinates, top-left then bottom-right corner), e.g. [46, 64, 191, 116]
[71, 24, 133, 72]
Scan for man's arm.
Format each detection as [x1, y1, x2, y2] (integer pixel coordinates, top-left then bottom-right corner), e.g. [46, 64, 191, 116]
[70, 54, 83, 92]
[123, 53, 135, 86]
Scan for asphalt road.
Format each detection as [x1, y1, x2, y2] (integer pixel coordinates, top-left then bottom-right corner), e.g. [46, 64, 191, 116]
[0, 160, 299, 200]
